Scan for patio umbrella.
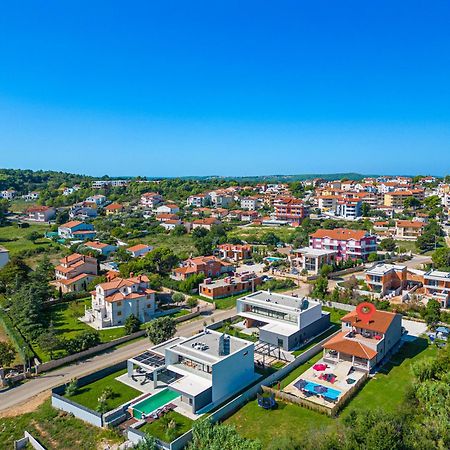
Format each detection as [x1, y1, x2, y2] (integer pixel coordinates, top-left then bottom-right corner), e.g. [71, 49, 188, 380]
[313, 385, 328, 394]
[294, 379, 307, 390]
[313, 363, 327, 371]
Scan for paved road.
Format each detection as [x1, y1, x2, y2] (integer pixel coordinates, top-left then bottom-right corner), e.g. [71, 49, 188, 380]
[0, 308, 236, 413]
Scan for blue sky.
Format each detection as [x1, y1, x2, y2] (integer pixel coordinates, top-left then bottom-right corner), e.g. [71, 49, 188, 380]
[0, 1, 449, 177]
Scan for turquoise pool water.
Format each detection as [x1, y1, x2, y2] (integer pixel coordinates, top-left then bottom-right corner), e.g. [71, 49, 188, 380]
[132, 389, 180, 419]
[265, 257, 283, 262]
[299, 381, 341, 400]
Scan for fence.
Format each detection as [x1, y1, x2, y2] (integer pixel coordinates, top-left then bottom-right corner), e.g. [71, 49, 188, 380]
[14, 431, 47, 450]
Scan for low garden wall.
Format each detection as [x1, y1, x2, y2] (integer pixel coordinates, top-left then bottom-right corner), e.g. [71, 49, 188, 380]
[128, 423, 193, 450]
[51, 361, 128, 427]
[14, 431, 47, 450]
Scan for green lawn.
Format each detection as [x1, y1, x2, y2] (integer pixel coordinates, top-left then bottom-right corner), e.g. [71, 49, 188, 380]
[139, 411, 194, 442]
[65, 369, 141, 411]
[200, 292, 249, 309]
[227, 338, 434, 448]
[0, 223, 54, 255]
[228, 226, 297, 244]
[131, 233, 197, 257]
[0, 399, 123, 449]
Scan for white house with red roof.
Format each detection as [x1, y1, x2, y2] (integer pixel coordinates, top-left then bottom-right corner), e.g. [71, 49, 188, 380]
[322, 308, 402, 372]
[127, 243, 154, 258]
[53, 253, 98, 293]
[83, 241, 117, 256]
[83, 274, 156, 329]
[140, 192, 163, 209]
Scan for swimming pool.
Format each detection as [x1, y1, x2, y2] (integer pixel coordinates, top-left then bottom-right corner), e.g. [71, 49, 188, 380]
[132, 389, 180, 419]
[297, 381, 341, 400]
[265, 257, 283, 263]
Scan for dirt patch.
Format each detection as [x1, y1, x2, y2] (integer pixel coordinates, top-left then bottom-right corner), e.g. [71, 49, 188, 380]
[31, 418, 58, 448]
[0, 390, 51, 418]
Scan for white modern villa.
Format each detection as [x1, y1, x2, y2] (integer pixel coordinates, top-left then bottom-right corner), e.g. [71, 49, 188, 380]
[83, 274, 156, 329]
[236, 290, 330, 351]
[127, 329, 256, 414]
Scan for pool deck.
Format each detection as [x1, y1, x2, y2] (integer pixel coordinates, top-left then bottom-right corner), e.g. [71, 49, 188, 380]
[283, 358, 365, 409]
[116, 373, 199, 420]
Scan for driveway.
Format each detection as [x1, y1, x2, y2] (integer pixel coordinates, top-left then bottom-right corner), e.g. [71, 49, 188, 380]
[402, 318, 427, 338]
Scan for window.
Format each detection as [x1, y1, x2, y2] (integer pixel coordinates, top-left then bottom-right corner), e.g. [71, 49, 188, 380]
[117, 311, 122, 316]
[117, 301, 122, 307]
[147, 304, 152, 308]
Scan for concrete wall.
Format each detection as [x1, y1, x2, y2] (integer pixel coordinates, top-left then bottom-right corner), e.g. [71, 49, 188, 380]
[14, 431, 47, 450]
[52, 393, 103, 427]
[211, 343, 254, 403]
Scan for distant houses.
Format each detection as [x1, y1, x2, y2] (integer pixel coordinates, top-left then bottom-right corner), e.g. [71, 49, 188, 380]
[25, 205, 56, 222]
[58, 221, 96, 240]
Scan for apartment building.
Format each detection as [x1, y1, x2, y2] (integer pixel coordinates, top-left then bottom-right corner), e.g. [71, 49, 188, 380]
[237, 291, 330, 351]
[186, 194, 211, 208]
[323, 309, 402, 372]
[214, 243, 252, 262]
[53, 253, 98, 293]
[240, 197, 261, 210]
[208, 190, 234, 208]
[140, 192, 163, 209]
[273, 197, 308, 223]
[199, 272, 262, 300]
[309, 228, 377, 261]
[92, 180, 128, 189]
[335, 199, 362, 219]
[171, 256, 234, 281]
[365, 263, 408, 296]
[423, 270, 450, 307]
[58, 221, 96, 240]
[84, 274, 156, 329]
[85, 194, 107, 206]
[384, 189, 425, 208]
[25, 206, 56, 222]
[395, 220, 425, 239]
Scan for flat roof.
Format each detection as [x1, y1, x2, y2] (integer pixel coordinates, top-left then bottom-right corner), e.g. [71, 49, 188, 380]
[366, 263, 406, 276]
[169, 329, 251, 363]
[151, 337, 186, 356]
[293, 247, 336, 256]
[424, 270, 450, 280]
[167, 370, 212, 397]
[239, 290, 320, 313]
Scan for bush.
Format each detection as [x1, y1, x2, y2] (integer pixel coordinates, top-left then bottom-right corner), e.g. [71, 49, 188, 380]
[124, 314, 141, 335]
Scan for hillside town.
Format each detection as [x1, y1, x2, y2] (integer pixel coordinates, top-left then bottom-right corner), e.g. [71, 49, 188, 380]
[0, 170, 449, 449]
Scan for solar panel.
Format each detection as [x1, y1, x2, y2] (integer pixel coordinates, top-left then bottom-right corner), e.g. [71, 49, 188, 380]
[133, 351, 165, 368]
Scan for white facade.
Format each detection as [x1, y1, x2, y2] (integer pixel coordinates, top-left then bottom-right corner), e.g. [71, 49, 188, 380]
[85, 195, 107, 205]
[0, 247, 9, 269]
[240, 198, 261, 210]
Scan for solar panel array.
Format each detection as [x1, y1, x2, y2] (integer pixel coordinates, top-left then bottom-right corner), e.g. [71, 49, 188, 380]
[133, 351, 165, 368]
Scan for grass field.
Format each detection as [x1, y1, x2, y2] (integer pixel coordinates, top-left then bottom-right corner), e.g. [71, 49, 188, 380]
[0, 399, 124, 449]
[65, 369, 141, 411]
[131, 233, 197, 257]
[139, 411, 194, 442]
[226, 338, 435, 448]
[228, 226, 297, 244]
[0, 223, 54, 255]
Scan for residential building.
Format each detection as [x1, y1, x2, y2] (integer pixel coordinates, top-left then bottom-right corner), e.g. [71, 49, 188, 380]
[237, 291, 330, 351]
[105, 202, 124, 215]
[92, 180, 128, 188]
[83, 241, 117, 256]
[289, 247, 336, 274]
[240, 197, 261, 210]
[335, 199, 362, 219]
[384, 189, 425, 208]
[58, 221, 96, 240]
[85, 194, 107, 206]
[69, 204, 98, 220]
[63, 185, 80, 196]
[128, 329, 255, 413]
[322, 308, 402, 372]
[0, 189, 16, 200]
[192, 218, 220, 230]
[310, 228, 377, 261]
[22, 191, 40, 201]
[140, 192, 163, 209]
[0, 247, 9, 269]
[171, 256, 234, 281]
[365, 263, 408, 296]
[395, 220, 425, 239]
[423, 270, 450, 308]
[273, 197, 308, 223]
[208, 190, 234, 208]
[53, 253, 98, 293]
[25, 206, 56, 222]
[186, 194, 211, 208]
[83, 274, 156, 328]
[155, 213, 180, 223]
[127, 244, 154, 258]
[155, 203, 180, 214]
[160, 219, 182, 231]
[199, 273, 262, 300]
[214, 243, 252, 262]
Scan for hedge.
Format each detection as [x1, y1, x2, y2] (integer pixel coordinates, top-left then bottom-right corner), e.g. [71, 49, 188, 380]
[0, 308, 35, 363]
